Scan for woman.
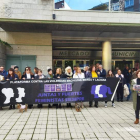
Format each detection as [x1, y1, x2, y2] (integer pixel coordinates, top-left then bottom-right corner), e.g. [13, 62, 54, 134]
[6, 68, 18, 109]
[35, 69, 45, 108]
[73, 67, 85, 78]
[73, 67, 85, 108]
[34, 67, 38, 77]
[22, 67, 34, 109]
[131, 70, 140, 124]
[89, 65, 98, 107]
[105, 70, 115, 108]
[63, 66, 73, 107]
[115, 69, 125, 102]
[53, 68, 63, 109]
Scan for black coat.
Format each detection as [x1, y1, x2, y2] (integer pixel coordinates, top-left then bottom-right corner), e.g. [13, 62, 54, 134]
[97, 69, 106, 78]
[22, 74, 34, 79]
[84, 71, 92, 78]
[62, 74, 73, 78]
[53, 74, 63, 79]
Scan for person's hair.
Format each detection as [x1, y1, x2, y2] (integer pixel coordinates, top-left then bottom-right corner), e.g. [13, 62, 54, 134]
[75, 67, 81, 74]
[90, 65, 96, 72]
[74, 65, 77, 68]
[117, 69, 121, 73]
[34, 67, 38, 74]
[38, 69, 42, 73]
[136, 70, 140, 77]
[23, 67, 33, 75]
[106, 70, 114, 77]
[7, 68, 15, 79]
[14, 66, 19, 69]
[48, 68, 52, 73]
[56, 68, 62, 75]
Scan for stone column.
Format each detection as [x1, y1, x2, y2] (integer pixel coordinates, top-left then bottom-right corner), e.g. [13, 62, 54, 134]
[102, 41, 112, 71]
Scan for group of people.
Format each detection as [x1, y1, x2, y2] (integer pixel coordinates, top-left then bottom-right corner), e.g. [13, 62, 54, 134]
[0, 64, 140, 124]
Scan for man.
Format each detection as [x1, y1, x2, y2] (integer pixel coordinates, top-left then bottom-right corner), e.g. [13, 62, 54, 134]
[114, 67, 119, 75]
[96, 63, 99, 71]
[84, 66, 91, 78]
[73, 65, 77, 74]
[123, 66, 132, 101]
[97, 65, 106, 78]
[14, 66, 22, 79]
[0, 66, 7, 80]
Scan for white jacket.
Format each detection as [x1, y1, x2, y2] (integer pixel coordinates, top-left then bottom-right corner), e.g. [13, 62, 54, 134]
[73, 73, 85, 78]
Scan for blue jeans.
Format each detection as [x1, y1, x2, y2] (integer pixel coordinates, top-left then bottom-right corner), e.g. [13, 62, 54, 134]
[127, 83, 131, 100]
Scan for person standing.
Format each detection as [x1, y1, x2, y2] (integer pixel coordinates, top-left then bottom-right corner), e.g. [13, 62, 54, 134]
[34, 67, 38, 77]
[0, 66, 8, 80]
[46, 69, 53, 79]
[63, 66, 73, 107]
[73, 65, 77, 74]
[113, 67, 119, 75]
[53, 68, 63, 109]
[73, 67, 85, 108]
[131, 70, 140, 124]
[89, 65, 98, 107]
[115, 69, 125, 102]
[22, 67, 34, 109]
[105, 70, 115, 108]
[97, 65, 106, 78]
[84, 66, 92, 78]
[14, 66, 22, 79]
[6, 68, 18, 109]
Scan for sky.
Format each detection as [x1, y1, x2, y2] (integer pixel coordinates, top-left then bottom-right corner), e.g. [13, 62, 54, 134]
[55, 0, 109, 10]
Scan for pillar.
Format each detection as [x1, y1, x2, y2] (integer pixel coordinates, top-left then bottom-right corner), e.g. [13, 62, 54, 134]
[102, 41, 112, 71]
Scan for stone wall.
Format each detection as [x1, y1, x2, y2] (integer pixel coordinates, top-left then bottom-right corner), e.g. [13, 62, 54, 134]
[0, 42, 6, 67]
[5, 32, 52, 74]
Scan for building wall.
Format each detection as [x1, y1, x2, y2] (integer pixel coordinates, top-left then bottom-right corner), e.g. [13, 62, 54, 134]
[0, 42, 6, 67]
[3, 32, 52, 74]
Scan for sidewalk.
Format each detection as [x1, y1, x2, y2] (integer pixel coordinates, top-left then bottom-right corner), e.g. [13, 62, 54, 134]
[0, 101, 139, 140]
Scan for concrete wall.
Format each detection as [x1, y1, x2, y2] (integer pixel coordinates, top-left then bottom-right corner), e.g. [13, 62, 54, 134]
[0, 0, 140, 24]
[0, 42, 6, 67]
[4, 32, 52, 74]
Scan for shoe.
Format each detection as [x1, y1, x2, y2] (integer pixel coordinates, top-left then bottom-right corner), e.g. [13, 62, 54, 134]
[121, 100, 123, 102]
[105, 103, 107, 108]
[126, 99, 129, 101]
[134, 118, 139, 124]
[59, 104, 62, 108]
[0, 107, 3, 110]
[94, 104, 98, 108]
[89, 104, 92, 107]
[117, 100, 119, 102]
[48, 104, 51, 108]
[112, 103, 115, 108]
[9, 105, 12, 110]
[13, 105, 15, 109]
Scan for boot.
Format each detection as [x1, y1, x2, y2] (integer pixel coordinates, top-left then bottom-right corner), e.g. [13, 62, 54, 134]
[69, 103, 72, 107]
[67, 103, 69, 107]
[134, 118, 139, 124]
[9, 105, 12, 110]
[13, 105, 15, 109]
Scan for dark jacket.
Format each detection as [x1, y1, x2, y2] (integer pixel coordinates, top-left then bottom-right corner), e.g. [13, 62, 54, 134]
[22, 74, 34, 79]
[84, 71, 92, 78]
[53, 74, 63, 79]
[0, 70, 8, 80]
[123, 69, 132, 83]
[62, 74, 73, 78]
[97, 69, 106, 78]
[35, 74, 46, 79]
[7, 74, 18, 80]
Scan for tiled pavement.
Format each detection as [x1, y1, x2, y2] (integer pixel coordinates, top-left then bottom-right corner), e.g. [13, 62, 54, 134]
[0, 101, 140, 140]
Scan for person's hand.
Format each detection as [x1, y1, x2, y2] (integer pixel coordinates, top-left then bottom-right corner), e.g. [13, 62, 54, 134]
[32, 78, 34, 79]
[22, 78, 25, 80]
[6, 79, 9, 81]
[58, 77, 60, 79]
[15, 78, 17, 80]
[97, 72, 100, 75]
[133, 88, 136, 91]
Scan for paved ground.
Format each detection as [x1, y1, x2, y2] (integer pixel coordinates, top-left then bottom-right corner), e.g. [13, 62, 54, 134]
[0, 101, 140, 140]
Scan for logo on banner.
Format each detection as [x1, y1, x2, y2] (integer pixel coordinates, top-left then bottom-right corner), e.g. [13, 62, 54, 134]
[1, 87, 26, 104]
[91, 85, 112, 98]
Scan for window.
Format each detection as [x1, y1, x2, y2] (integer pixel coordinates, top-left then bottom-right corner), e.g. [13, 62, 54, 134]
[125, 0, 134, 8]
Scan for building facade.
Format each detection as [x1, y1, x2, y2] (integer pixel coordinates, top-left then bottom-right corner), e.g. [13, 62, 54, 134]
[0, 0, 140, 73]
